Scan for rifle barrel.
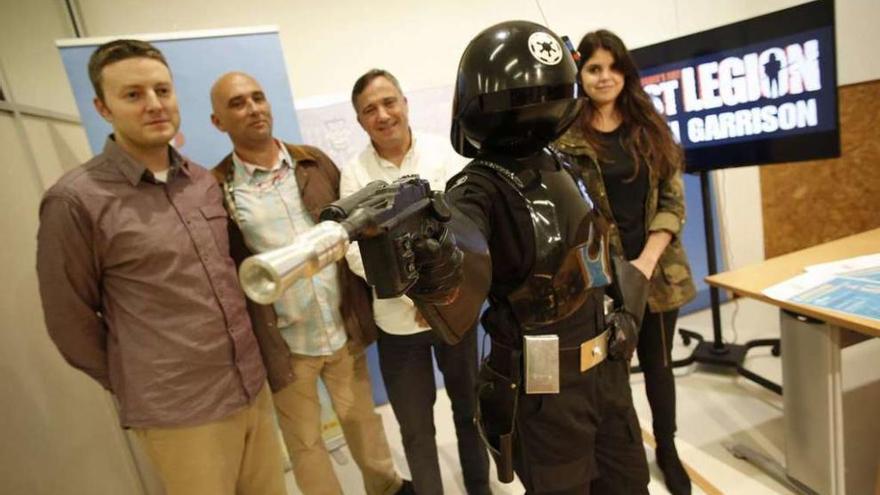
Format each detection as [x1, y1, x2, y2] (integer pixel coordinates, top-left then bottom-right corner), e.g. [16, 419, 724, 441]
[238, 221, 350, 304]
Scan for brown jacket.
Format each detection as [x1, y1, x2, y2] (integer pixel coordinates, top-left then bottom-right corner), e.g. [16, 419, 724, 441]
[212, 143, 378, 392]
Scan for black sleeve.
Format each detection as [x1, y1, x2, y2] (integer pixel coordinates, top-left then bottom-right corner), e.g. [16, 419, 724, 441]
[447, 168, 534, 295]
[412, 171, 497, 345]
[446, 171, 496, 241]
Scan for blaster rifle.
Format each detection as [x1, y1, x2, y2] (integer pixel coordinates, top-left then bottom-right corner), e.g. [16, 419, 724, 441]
[238, 175, 451, 305]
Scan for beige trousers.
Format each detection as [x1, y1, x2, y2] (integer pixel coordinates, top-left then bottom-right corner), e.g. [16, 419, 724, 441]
[273, 341, 402, 495]
[132, 384, 287, 495]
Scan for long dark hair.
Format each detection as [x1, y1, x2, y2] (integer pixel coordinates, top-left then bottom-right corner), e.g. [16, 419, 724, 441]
[576, 30, 682, 179]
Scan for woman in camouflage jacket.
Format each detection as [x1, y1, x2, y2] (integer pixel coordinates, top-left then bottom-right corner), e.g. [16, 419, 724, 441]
[554, 29, 697, 495]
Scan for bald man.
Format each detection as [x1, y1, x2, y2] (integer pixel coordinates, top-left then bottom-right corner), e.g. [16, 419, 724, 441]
[209, 72, 412, 495]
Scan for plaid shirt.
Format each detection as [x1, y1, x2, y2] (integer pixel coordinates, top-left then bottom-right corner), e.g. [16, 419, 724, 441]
[231, 143, 347, 356]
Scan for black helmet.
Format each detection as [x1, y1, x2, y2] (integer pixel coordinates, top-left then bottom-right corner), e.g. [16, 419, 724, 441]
[451, 20, 584, 158]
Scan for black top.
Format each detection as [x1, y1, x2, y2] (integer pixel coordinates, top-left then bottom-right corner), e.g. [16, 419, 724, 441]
[596, 127, 649, 261]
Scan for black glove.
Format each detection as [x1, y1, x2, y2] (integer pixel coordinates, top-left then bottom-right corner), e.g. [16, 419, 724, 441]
[406, 226, 463, 304]
[606, 307, 639, 361]
[606, 256, 650, 361]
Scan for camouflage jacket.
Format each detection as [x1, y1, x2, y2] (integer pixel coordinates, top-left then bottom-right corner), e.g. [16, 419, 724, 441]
[553, 127, 696, 313]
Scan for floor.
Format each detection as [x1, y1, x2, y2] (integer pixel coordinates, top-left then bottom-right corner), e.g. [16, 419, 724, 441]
[285, 298, 801, 495]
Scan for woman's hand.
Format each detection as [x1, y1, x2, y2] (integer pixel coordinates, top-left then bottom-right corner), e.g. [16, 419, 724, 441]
[633, 230, 673, 280]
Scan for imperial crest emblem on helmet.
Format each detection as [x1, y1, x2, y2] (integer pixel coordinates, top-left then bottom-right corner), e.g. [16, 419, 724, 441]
[527, 32, 563, 65]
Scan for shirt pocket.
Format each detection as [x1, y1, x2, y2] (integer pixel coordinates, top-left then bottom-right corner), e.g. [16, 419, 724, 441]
[200, 204, 231, 257]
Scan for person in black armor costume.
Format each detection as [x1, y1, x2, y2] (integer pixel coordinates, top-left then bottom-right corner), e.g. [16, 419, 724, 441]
[405, 20, 651, 495]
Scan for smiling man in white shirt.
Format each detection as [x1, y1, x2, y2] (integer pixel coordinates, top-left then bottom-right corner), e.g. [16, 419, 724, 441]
[342, 69, 490, 495]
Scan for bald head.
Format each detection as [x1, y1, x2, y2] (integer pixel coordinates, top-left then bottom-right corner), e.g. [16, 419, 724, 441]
[210, 71, 274, 147]
[210, 72, 255, 110]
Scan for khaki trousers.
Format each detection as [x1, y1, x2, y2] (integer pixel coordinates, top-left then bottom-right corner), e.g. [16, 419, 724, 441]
[273, 341, 402, 495]
[133, 384, 287, 495]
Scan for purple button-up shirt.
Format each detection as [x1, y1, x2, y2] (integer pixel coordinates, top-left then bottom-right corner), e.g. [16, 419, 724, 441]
[36, 137, 265, 428]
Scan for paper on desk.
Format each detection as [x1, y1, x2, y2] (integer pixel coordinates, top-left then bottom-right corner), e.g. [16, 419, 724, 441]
[763, 271, 835, 300]
[764, 271, 880, 322]
[804, 252, 880, 275]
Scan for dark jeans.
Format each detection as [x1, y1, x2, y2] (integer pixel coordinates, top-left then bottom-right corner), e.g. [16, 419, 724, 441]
[590, 359, 651, 494]
[378, 328, 490, 495]
[636, 309, 680, 443]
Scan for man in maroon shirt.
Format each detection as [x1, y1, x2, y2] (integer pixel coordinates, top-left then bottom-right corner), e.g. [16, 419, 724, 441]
[35, 39, 287, 495]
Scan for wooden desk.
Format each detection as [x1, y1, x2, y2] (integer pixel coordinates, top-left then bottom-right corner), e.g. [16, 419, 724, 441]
[707, 228, 880, 337]
[705, 228, 880, 495]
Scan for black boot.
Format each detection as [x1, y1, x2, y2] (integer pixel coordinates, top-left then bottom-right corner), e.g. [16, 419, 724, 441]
[656, 442, 691, 495]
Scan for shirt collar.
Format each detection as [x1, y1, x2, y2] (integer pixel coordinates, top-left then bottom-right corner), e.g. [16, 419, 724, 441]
[232, 140, 293, 177]
[103, 135, 189, 186]
[368, 130, 417, 168]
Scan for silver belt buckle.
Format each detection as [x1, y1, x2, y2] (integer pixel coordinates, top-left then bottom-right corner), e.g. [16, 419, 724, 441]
[580, 330, 609, 372]
[523, 335, 560, 395]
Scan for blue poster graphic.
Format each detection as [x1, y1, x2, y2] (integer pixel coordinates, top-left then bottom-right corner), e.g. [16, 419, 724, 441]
[791, 276, 880, 321]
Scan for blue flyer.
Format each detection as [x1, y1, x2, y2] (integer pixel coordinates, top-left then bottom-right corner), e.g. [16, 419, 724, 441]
[791, 277, 880, 321]
[841, 267, 880, 283]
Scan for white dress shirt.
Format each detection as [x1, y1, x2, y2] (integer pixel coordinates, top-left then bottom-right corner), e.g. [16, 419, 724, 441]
[341, 132, 468, 335]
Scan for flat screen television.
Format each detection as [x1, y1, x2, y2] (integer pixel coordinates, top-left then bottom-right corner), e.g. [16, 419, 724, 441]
[631, 0, 839, 172]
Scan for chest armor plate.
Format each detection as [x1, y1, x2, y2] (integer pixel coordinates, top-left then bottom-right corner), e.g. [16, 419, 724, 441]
[472, 159, 612, 330]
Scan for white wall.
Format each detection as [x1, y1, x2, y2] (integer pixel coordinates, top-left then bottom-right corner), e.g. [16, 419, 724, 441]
[70, 0, 880, 99]
[0, 0, 80, 114]
[2, 0, 878, 493]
